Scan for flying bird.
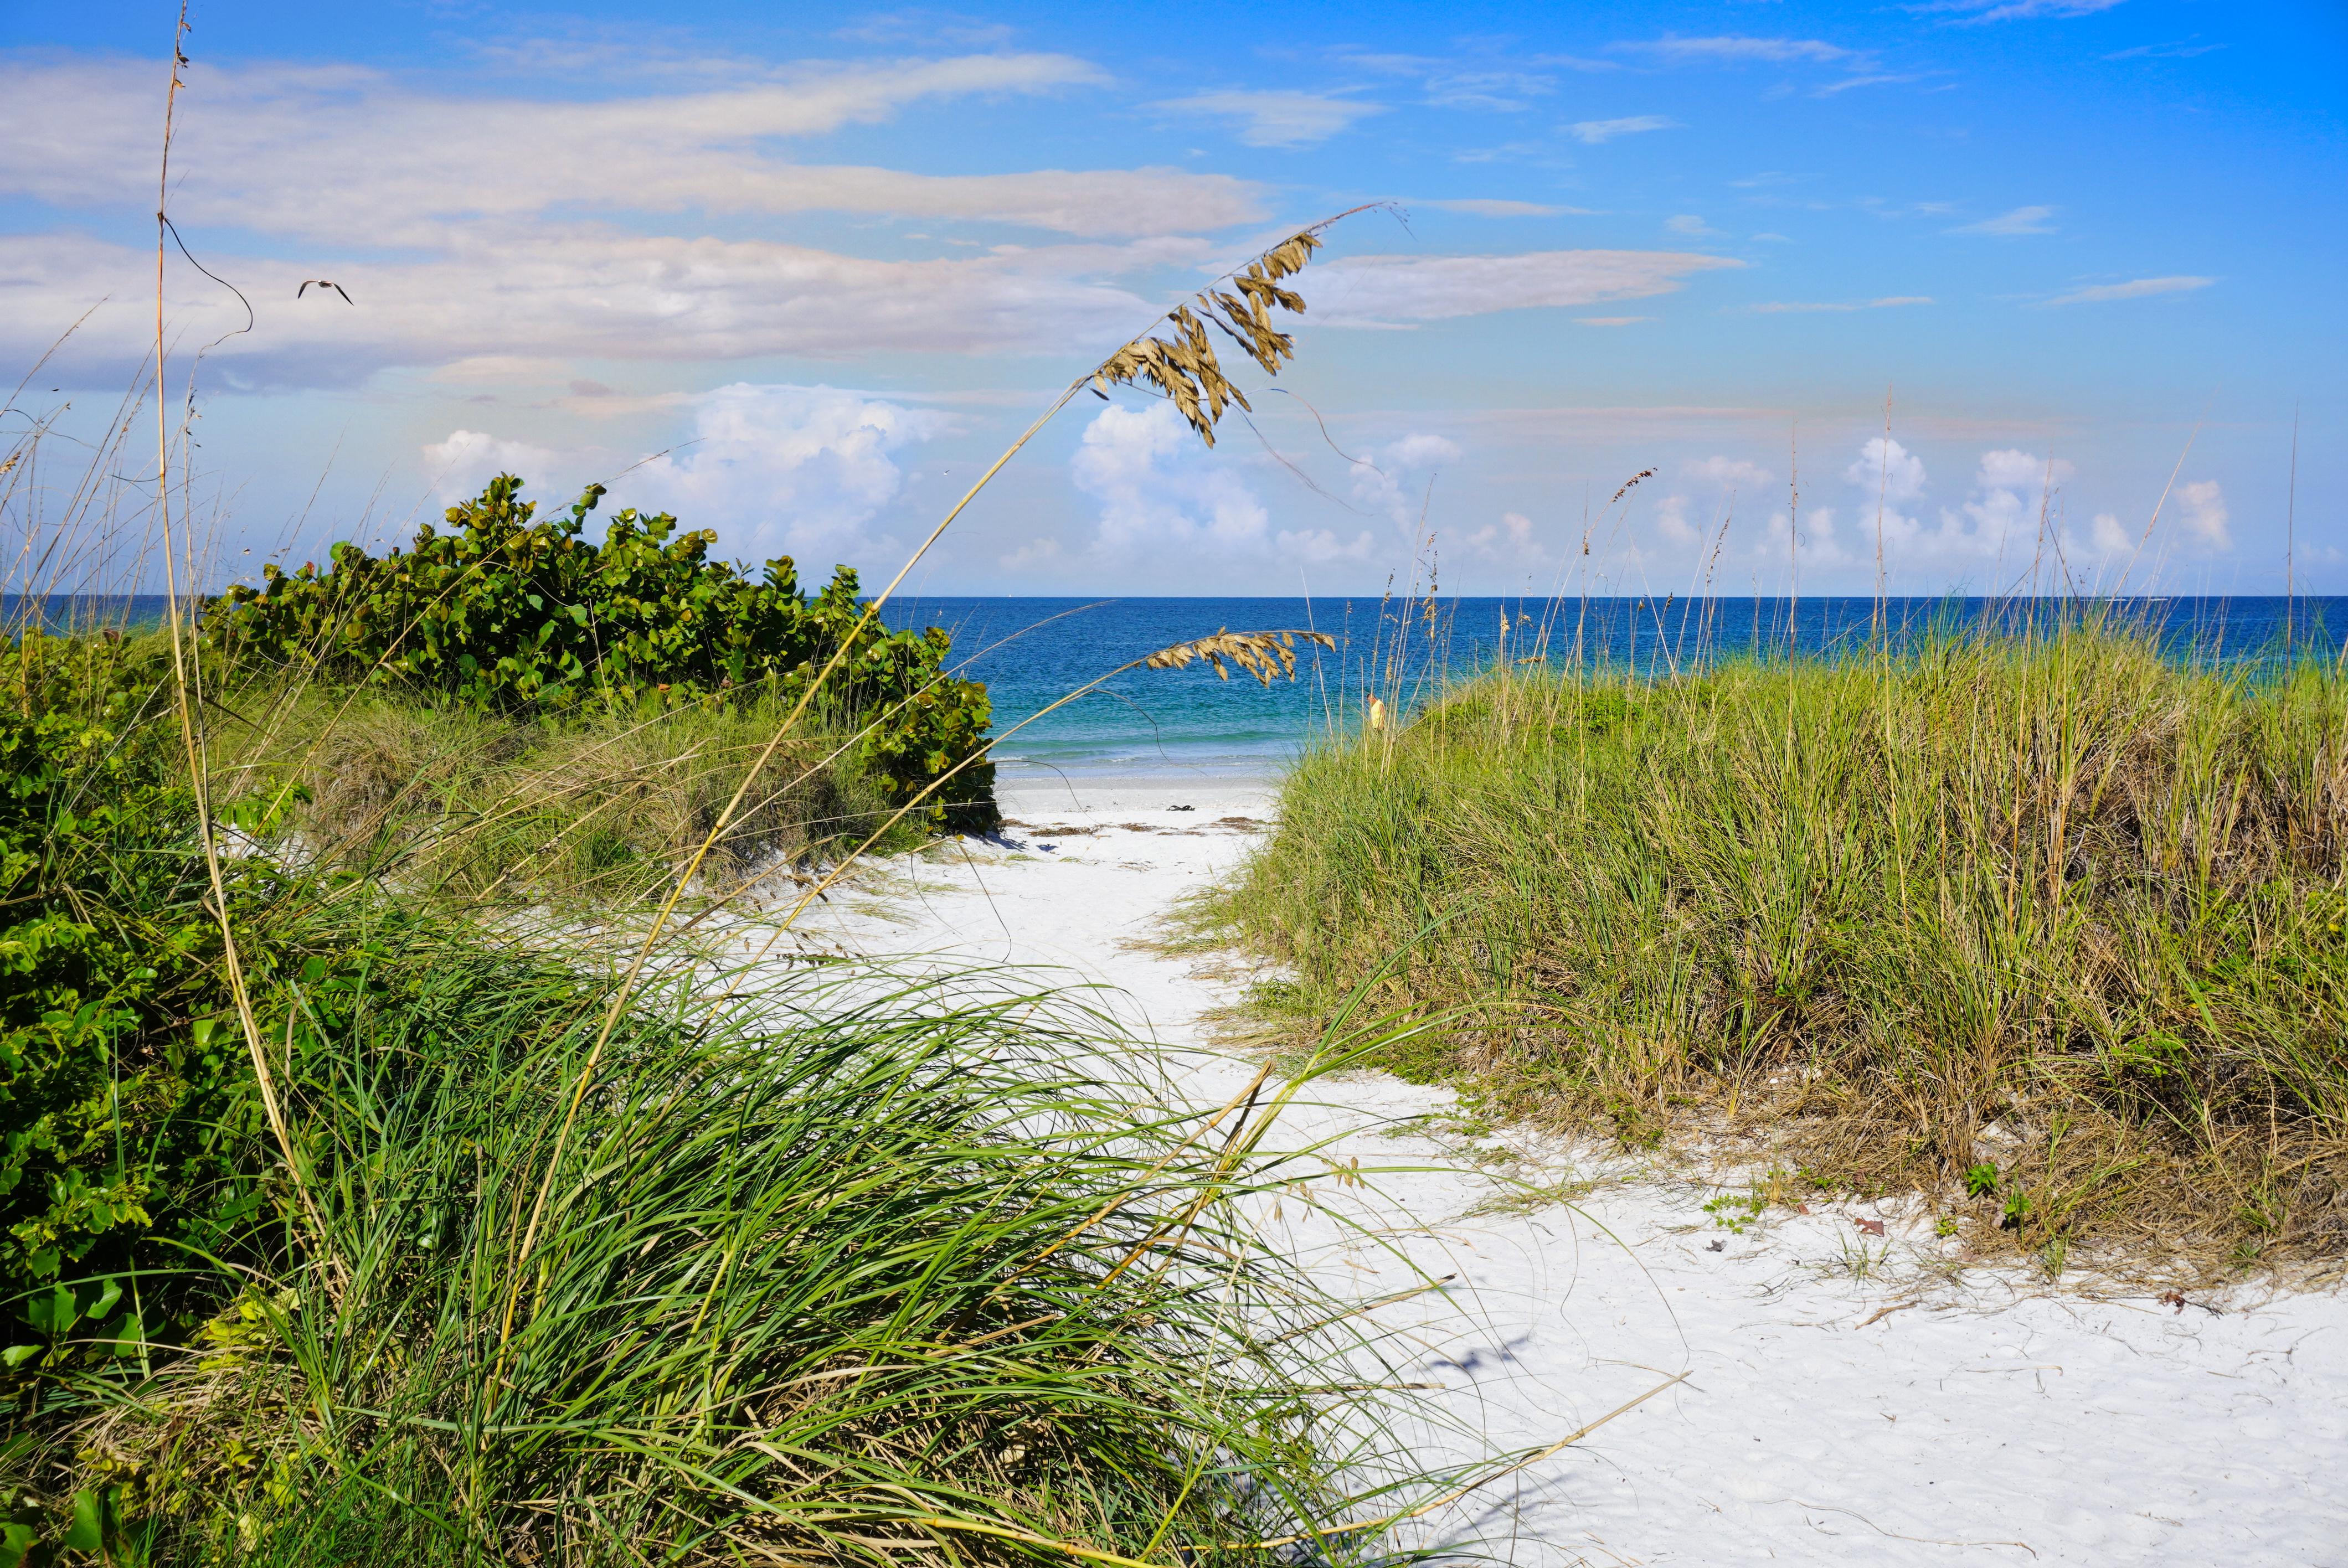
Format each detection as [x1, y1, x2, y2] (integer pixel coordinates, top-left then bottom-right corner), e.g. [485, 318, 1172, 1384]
[297, 280, 353, 304]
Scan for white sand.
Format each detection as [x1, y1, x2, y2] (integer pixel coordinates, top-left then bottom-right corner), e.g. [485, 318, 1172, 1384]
[758, 772, 2348, 1566]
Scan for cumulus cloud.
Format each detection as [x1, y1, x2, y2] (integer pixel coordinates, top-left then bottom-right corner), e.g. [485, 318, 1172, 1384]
[1463, 510, 1549, 565]
[1844, 437, 1926, 504]
[0, 55, 1257, 245]
[1654, 494, 1702, 546]
[1568, 115, 1677, 143]
[1754, 504, 1855, 571]
[614, 385, 950, 561]
[1305, 249, 1741, 325]
[1949, 205, 2058, 236]
[424, 384, 949, 565]
[2174, 479, 2231, 551]
[1152, 90, 1384, 147]
[2042, 275, 2214, 306]
[421, 430, 572, 504]
[1070, 401, 1371, 565]
[1689, 455, 1773, 492]
[1350, 434, 1464, 528]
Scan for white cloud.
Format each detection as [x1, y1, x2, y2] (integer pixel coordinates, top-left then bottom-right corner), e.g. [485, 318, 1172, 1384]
[2042, 275, 2215, 306]
[1072, 401, 1373, 565]
[2104, 40, 2224, 60]
[0, 55, 1251, 245]
[1304, 249, 1743, 326]
[1568, 115, 1678, 144]
[1463, 510, 1549, 565]
[615, 384, 950, 561]
[1949, 205, 2058, 236]
[1351, 434, 1464, 528]
[1152, 90, 1384, 148]
[1911, 0, 2128, 20]
[422, 384, 949, 565]
[2082, 511, 2134, 559]
[1626, 36, 1858, 64]
[1, 230, 1190, 385]
[1655, 495, 1700, 546]
[1757, 505, 1855, 570]
[421, 430, 571, 504]
[1930, 448, 2072, 565]
[1663, 215, 1723, 238]
[1424, 71, 1556, 112]
[1845, 437, 1927, 504]
[1815, 73, 1924, 95]
[2175, 479, 2231, 551]
[835, 9, 1019, 46]
[1751, 295, 1933, 313]
[1690, 455, 1773, 492]
[1422, 199, 1578, 217]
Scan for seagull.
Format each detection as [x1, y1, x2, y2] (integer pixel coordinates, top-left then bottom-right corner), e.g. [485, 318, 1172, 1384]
[297, 280, 353, 304]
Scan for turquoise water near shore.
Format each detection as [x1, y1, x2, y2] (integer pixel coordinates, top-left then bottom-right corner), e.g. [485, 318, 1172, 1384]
[884, 595, 2348, 784]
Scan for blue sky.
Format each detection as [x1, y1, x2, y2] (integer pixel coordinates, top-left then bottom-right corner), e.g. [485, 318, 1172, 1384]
[4, 0, 2342, 596]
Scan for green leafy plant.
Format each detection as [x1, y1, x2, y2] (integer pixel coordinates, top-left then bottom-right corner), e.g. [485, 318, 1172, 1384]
[204, 476, 995, 826]
[0, 697, 264, 1327]
[1703, 1191, 1768, 1234]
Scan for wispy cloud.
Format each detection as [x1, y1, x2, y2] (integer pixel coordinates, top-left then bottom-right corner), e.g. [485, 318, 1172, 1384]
[833, 9, 1016, 46]
[0, 54, 1253, 243]
[1623, 35, 1860, 65]
[1422, 199, 1583, 217]
[2041, 275, 2214, 306]
[1424, 70, 1556, 112]
[1568, 115, 1678, 144]
[1750, 295, 1933, 313]
[1815, 73, 1923, 95]
[1302, 249, 1743, 326]
[2103, 39, 2225, 60]
[1664, 214, 1723, 238]
[1950, 204, 2058, 235]
[1152, 89, 1384, 148]
[1910, 0, 2128, 20]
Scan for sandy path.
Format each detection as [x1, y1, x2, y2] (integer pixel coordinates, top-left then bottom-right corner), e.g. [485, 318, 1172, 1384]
[758, 776, 2347, 1568]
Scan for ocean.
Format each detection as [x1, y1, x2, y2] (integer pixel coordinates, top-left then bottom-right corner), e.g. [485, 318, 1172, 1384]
[12, 593, 2339, 790]
[885, 595, 2345, 788]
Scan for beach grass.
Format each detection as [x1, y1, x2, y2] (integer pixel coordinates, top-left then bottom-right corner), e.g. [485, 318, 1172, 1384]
[1207, 621, 2348, 1273]
[214, 680, 918, 905]
[15, 919, 1418, 1565]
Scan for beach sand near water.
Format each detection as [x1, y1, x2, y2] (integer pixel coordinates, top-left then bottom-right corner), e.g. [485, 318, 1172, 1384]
[720, 775, 2348, 1567]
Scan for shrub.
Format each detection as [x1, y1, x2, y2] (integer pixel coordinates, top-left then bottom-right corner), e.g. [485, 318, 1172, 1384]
[0, 685, 256, 1345]
[204, 476, 994, 827]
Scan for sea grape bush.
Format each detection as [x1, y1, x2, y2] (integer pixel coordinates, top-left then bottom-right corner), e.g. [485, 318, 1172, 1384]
[205, 476, 993, 823]
[0, 680, 265, 1353]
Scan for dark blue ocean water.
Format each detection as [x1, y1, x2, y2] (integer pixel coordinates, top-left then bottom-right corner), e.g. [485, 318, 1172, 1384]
[14, 593, 2341, 785]
[885, 596, 2348, 783]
